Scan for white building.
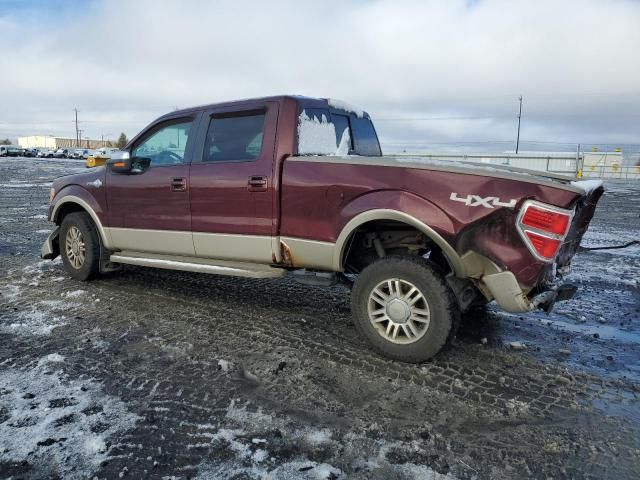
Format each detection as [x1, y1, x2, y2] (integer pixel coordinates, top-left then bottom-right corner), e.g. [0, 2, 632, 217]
[18, 135, 112, 149]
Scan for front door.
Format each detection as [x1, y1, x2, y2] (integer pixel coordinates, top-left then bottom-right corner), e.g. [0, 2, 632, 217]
[106, 117, 197, 256]
[189, 102, 278, 263]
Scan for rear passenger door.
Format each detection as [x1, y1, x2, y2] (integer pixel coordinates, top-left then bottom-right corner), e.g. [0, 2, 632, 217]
[189, 101, 279, 263]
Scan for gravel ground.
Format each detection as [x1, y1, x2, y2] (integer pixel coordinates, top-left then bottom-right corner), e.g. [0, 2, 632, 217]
[0, 157, 639, 479]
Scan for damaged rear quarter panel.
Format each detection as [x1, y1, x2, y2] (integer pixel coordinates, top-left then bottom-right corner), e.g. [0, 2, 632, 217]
[280, 160, 581, 287]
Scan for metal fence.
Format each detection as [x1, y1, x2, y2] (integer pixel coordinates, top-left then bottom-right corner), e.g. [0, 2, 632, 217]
[391, 153, 640, 180]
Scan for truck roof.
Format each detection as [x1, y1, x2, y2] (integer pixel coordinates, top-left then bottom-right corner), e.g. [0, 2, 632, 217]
[163, 95, 370, 120]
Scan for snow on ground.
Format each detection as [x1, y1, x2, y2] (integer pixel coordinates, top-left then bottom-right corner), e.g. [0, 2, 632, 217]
[0, 183, 52, 188]
[0, 259, 85, 336]
[0, 307, 69, 336]
[192, 399, 457, 479]
[0, 356, 139, 479]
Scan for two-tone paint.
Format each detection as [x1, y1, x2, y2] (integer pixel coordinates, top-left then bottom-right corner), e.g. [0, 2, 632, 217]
[45, 95, 603, 313]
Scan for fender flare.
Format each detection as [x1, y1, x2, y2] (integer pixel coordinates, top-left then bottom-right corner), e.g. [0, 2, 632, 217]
[332, 209, 465, 277]
[51, 195, 113, 248]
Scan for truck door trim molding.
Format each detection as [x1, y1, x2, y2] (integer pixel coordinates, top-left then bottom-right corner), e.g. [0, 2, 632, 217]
[51, 195, 113, 248]
[333, 209, 465, 276]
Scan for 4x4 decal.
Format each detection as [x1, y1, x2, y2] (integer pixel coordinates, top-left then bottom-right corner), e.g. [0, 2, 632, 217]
[449, 192, 517, 209]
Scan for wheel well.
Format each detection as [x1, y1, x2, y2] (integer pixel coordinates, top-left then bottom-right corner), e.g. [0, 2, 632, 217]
[341, 220, 452, 275]
[54, 202, 87, 226]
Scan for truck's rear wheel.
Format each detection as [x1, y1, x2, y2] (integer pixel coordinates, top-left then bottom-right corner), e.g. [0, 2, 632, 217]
[60, 212, 100, 281]
[351, 256, 457, 363]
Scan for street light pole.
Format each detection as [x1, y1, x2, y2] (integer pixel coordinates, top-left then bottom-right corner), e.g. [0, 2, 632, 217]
[74, 108, 79, 147]
[515, 95, 523, 154]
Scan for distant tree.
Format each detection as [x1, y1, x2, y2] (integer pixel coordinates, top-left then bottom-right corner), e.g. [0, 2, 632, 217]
[116, 133, 128, 149]
[0, 138, 11, 145]
[106, 140, 114, 147]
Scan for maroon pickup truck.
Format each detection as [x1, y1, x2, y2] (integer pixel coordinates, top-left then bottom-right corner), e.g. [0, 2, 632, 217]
[41, 95, 603, 362]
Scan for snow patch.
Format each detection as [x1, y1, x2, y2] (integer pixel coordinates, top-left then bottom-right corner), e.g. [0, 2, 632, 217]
[327, 98, 365, 118]
[297, 111, 338, 156]
[38, 353, 65, 365]
[571, 179, 604, 194]
[0, 183, 52, 188]
[217, 359, 231, 372]
[1, 308, 67, 336]
[0, 360, 138, 478]
[63, 289, 86, 298]
[335, 128, 351, 156]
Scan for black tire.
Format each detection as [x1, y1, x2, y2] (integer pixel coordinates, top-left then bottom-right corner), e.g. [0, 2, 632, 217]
[60, 211, 101, 281]
[351, 255, 459, 363]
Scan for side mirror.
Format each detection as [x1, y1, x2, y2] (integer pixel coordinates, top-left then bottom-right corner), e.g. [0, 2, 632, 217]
[108, 152, 150, 175]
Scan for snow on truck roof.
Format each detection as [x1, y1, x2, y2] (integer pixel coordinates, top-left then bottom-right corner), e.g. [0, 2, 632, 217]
[166, 96, 368, 118]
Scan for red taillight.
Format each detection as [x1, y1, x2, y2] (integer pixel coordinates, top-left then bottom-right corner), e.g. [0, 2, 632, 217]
[522, 206, 570, 236]
[517, 201, 573, 262]
[524, 231, 562, 259]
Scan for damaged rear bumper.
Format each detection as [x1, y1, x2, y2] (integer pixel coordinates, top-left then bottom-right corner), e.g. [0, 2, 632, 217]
[41, 227, 60, 260]
[461, 251, 576, 313]
[481, 270, 576, 313]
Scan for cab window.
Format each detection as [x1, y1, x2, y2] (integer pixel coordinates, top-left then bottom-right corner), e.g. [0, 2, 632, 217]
[351, 117, 382, 156]
[330, 113, 353, 152]
[132, 120, 192, 166]
[204, 110, 266, 162]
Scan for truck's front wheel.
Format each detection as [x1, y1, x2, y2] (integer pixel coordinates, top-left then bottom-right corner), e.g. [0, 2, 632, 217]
[351, 256, 457, 363]
[60, 212, 100, 281]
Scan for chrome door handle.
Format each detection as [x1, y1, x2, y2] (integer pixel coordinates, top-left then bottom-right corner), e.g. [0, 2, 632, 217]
[247, 175, 267, 191]
[171, 177, 187, 192]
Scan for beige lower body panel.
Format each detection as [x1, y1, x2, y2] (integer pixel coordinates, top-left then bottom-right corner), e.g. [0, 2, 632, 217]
[106, 227, 195, 256]
[279, 236, 336, 270]
[193, 232, 273, 263]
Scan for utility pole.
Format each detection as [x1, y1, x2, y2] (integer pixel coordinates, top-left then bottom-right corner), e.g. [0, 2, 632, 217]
[74, 108, 79, 147]
[515, 95, 523, 154]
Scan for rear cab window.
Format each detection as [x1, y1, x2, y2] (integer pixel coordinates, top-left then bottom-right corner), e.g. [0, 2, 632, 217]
[296, 102, 381, 157]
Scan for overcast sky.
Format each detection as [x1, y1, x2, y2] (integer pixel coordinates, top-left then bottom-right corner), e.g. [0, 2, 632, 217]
[0, 0, 639, 152]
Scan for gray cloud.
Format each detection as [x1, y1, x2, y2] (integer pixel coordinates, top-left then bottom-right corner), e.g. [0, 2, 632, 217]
[1, 0, 639, 152]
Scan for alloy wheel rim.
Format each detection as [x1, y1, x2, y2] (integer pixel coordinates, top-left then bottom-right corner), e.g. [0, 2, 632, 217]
[65, 226, 86, 269]
[367, 278, 430, 344]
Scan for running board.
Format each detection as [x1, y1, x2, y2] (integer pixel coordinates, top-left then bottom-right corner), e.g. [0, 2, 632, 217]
[109, 252, 286, 279]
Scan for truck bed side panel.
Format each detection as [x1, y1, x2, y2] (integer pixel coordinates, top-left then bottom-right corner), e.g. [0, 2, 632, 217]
[280, 158, 582, 288]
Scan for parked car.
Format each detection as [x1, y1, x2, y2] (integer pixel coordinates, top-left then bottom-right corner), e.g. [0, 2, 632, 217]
[23, 148, 40, 157]
[54, 148, 70, 158]
[86, 147, 118, 168]
[71, 149, 93, 159]
[40, 95, 604, 362]
[37, 149, 51, 158]
[0, 145, 24, 157]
